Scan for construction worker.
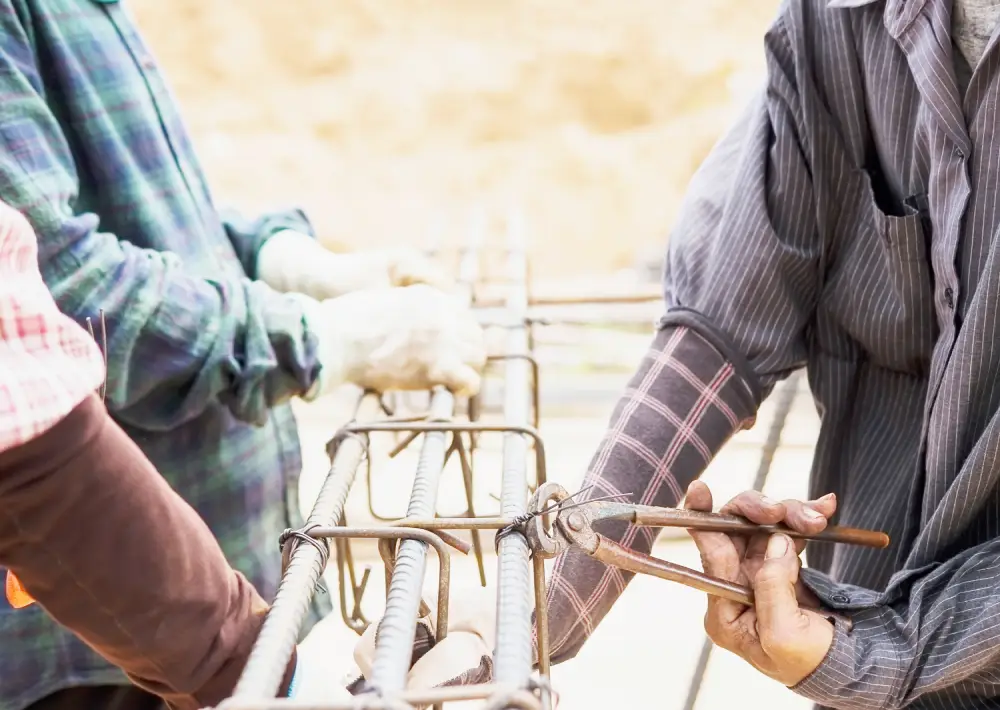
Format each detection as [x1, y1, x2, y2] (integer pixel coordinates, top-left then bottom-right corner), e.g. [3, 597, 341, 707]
[0, 196, 495, 708]
[442, 1, 1000, 707]
[0, 2, 486, 708]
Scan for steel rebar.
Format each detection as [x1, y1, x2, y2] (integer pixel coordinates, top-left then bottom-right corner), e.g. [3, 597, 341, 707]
[367, 213, 482, 693]
[231, 390, 377, 699]
[493, 208, 535, 696]
[219, 682, 537, 710]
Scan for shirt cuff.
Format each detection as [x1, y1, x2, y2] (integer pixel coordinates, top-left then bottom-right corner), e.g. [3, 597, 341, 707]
[221, 207, 315, 279]
[793, 569, 904, 708]
[791, 612, 904, 709]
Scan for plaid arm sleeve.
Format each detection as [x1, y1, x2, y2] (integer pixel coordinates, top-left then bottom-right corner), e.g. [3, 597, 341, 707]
[538, 324, 760, 664]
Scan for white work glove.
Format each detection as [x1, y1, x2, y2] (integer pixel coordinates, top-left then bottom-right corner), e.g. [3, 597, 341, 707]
[300, 284, 487, 398]
[257, 229, 451, 300]
[353, 587, 497, 692]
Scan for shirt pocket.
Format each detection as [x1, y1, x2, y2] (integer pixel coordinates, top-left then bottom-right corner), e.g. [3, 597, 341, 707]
[818, 168, 936, 376]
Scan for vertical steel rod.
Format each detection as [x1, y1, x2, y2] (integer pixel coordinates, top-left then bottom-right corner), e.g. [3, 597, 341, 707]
[367, 210, 483, 692]
[231, 390, 375, 699]
[493, 207, 535, 695]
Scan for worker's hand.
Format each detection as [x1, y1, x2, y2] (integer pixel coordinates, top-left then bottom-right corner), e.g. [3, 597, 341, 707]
[353, 587, 497, 695]
[301, 284, 487, 398]
[257, 230, 451, 299]
[685, 481, 836, 687]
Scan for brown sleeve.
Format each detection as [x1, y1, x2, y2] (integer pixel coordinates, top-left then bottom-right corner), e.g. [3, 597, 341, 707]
[0, 395, 295, 709]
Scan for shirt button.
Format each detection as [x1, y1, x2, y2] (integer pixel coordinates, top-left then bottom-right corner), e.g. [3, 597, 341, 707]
[832, 593, 850, 604]
[944, 287, 955, 309]
[954, 145, 966, 159]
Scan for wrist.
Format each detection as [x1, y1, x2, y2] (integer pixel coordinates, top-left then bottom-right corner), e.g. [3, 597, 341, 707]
[295, 294, 349, 400]
[257, 230, 341, 299]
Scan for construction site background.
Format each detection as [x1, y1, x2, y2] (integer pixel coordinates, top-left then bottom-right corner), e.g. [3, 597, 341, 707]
[128, 2, 815, 708]
[130, 0, 780, 283]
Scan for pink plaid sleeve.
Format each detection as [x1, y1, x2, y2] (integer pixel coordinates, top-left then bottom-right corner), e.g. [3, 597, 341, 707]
[0, 202, 105, 454]
[536, 324, 760, 664]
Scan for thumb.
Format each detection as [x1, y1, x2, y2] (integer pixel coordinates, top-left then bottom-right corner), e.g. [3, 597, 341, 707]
[754, 534, 804, 650]
[429, 358, 482, 397]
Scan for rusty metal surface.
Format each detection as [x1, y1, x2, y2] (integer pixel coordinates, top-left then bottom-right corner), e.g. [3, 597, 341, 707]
[521, 480, 886, 632]
[216, 210, 848, 710]
[219, 683, 541, 710]
[491, 210, 536, 707]
[230, 391, 378, 699]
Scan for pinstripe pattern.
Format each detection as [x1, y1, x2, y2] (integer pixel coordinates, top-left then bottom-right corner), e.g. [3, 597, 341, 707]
[543, 1, 1000, 707]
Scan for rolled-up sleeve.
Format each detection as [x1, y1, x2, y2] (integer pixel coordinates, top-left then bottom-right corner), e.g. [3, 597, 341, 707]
[794, 541, 1000, 708]
[220, 206, 316, 279]
[0, 9, 322, 430]
[541, 15, 823, 663]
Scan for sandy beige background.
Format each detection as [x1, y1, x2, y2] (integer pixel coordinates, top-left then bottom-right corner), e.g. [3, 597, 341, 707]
[130, 0, 781, 279]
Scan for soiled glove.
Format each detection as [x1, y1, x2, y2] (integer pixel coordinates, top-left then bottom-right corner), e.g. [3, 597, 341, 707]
[257, 230, 451, 299]
[300, 284, 487, 398]
[353, 587, 497, 691]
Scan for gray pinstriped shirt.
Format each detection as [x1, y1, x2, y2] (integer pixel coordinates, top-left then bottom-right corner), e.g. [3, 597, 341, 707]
[539, 0, 1000, 707]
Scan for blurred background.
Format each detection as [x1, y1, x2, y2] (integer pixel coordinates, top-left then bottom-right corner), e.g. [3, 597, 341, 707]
[128, 2, 821, 708]
[130, 0, 778, 282]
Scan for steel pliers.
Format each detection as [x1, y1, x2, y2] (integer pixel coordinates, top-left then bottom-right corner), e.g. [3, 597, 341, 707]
[520, 482, 890, 630]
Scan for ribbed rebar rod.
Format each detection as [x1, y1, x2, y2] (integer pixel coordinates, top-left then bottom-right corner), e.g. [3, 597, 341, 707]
[367, 211, 483, 692]
[232, 390, 376, 699]
[493, 208, 535, 692]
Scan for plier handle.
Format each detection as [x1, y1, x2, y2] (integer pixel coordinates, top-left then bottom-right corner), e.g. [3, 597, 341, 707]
[523, 483, 890, 631]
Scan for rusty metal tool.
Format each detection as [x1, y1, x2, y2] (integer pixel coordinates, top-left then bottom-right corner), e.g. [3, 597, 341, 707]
[519, 482, 890, 631]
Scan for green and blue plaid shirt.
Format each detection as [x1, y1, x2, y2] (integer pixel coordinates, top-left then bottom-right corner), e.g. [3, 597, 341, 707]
[0, 1, 332, 707]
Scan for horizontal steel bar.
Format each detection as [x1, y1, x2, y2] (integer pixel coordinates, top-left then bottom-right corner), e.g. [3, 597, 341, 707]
[340, 422, 547, 489]
[217, 682, 540, 710]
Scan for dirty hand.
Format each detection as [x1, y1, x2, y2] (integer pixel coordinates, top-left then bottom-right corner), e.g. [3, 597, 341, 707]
[257, 229, 451, 299]
[685, 481, 836, 687]
[353, 587, 497, 693]
[301, 284, 487, 398]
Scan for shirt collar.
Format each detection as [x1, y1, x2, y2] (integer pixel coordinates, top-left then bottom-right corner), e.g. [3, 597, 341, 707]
[827, 0, 931, 38]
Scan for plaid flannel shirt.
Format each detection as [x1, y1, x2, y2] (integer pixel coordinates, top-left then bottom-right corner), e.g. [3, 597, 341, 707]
[0, 201, 105, 454]
[0, 2, 330, 707]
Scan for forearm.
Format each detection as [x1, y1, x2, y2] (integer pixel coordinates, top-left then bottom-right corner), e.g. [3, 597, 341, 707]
[0, 29, 321, 429]
[541, 324, 759, 663]
[793, 544, 1000, 708]
[35, 214, 322, 429]
[0, 395, 294, 709]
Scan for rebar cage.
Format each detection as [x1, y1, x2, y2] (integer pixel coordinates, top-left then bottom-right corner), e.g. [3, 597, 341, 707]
[205, 205, 801, 710]
[214, 209, 567, 710]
